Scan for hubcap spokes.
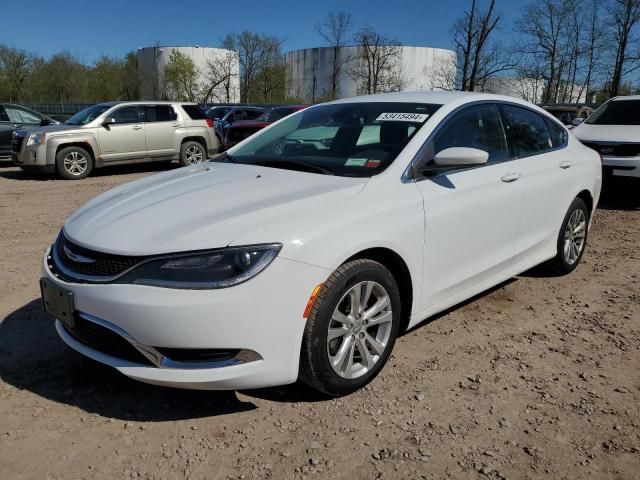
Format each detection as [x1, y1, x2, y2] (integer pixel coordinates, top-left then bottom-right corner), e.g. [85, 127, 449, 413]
[327, 281, 393, 379]
[185, 145, 203, 164]
[563, 209, 586, 265]
[63, 151, 87, 176]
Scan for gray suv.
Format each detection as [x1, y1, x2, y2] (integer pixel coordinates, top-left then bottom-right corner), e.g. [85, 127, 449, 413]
[11, 101, 219, 179]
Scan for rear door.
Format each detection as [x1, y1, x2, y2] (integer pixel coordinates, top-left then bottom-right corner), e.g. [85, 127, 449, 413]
[499, 104, 572, 262]
[98, 105, 146, 162]
[143, 105, 179, 160]
[413, 103, 524, 308]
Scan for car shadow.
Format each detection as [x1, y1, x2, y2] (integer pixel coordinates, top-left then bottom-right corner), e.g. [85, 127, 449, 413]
[0, 299, 259, 420]
[598, 177, 639, 211]
[0, 161, 181, 181]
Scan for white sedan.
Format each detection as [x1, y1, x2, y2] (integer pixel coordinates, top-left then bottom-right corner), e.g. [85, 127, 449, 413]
[41, 92, 602, 396]
[572, 95, 640, 178]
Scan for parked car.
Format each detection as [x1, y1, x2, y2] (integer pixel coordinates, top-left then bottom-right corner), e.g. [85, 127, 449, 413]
[541, 104, 594, 127]
[12, 101, 218, 179]
[40, 92, 601, 396]
[0, 103, 57, 160]
[204, 106, 264, 146]
[225, 105, 308, 147]
[572, 96, 640, 179]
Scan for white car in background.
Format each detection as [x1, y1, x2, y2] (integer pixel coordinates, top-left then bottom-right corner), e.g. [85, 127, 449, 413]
[573, 96, 640, 178]
[40, 92, 601, 396]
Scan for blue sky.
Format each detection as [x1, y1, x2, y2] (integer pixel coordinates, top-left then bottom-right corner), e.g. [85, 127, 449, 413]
[1, 0, 529, 63]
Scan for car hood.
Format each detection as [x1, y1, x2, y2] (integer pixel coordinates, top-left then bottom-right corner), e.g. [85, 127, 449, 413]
[572, 123, 640, 143]
[64, 162, 368, 256]
[18, 124, 85, 135]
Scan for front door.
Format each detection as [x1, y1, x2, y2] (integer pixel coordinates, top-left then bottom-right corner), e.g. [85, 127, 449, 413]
[98, 105, 146, 162]
[413, 103, 524, 309]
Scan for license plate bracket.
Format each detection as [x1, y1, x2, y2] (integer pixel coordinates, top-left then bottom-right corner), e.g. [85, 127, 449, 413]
[40, 278, 75, 328]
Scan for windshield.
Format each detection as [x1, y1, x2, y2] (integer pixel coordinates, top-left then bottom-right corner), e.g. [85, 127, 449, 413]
[65, 104, 111, 125]
[225, 102, 441, 177]
[206, 107, 232, 120]
[586, 99, 640, 126]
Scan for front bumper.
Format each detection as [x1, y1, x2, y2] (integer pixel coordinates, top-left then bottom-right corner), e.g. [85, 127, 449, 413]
[602, 156, 640, 178]
[12, 142, 50, 168]
[43, 248, 330, 390]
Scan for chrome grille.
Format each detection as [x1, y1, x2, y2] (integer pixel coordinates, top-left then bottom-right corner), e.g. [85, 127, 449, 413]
[50, 233, 146, 282]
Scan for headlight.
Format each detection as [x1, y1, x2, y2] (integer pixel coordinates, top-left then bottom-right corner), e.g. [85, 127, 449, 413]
[118, 244, 281, 289]
[27, 133, 46, 146]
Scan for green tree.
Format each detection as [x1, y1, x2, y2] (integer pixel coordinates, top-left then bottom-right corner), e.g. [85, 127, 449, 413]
[163, 49, 199, 102]
[0, 46, 32, 102]
[88, 56, 124, 101]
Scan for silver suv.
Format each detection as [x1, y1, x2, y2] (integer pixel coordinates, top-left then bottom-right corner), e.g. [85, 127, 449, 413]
[11, 101, 219, 179]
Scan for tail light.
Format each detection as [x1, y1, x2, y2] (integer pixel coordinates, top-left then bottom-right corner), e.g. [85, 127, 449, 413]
[206, 119, 214, 128]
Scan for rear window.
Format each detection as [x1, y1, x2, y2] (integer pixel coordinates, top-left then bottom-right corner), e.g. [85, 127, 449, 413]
[586, 99, 640, 126]
[181, 105, 207, 120]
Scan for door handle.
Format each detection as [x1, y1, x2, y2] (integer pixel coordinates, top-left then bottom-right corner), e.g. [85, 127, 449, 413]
[559, 160, 573, 169]
[501, 172, 522, 183]
[171, 123, 180, 127]
[132, 125, 143, 130]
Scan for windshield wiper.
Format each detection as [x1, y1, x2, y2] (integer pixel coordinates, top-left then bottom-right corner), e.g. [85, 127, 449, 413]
[210, 152, 236, 163]
[251, 159, 335, 175]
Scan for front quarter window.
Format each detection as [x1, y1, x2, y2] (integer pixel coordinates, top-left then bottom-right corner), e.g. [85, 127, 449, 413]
[227, 102, 441, 177]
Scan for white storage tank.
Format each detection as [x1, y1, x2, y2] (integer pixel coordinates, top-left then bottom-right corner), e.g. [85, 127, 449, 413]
[285, 46, 456, 101]
[138, 46, 240, 102]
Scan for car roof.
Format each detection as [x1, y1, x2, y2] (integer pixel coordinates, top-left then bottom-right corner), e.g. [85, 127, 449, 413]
[609, 95, 640, 101]
[327, 90, 537, 108]
[96, 101, 198, 107]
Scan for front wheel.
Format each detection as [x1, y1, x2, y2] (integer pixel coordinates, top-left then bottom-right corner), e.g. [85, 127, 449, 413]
[179, 141, 205, 166]
[299, 259, 401, 396]
[547, 197, 590, 274]
[55, 146, 93, 180]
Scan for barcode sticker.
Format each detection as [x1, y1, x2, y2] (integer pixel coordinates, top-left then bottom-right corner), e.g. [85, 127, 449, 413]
[376, 113, 430, 122]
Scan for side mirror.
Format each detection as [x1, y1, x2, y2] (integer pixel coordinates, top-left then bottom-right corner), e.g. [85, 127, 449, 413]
[434, 147, 489, 167]
[40, 118, 52, 126]
[102, 117, 116, 127]
[572, 118, 584, 126]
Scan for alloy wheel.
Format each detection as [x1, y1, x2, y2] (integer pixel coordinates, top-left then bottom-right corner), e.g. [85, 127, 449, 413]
[563, 209, 586, 265]
[327, 281, 393, 379]
[63, 151, 88, 176]
[185, 145, 204, 164]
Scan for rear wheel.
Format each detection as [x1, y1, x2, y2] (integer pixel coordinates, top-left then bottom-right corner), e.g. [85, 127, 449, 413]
[179, 141, 205, 166]
[299, 259, 401, 396]
[547, 197, 589, 274]
[55, 146, 93, 180]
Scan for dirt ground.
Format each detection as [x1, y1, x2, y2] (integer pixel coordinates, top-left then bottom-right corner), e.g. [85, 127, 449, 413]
[0, 162, 638, 480]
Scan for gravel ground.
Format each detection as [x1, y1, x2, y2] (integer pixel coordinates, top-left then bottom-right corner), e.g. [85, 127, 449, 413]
[0, 163, 638, 480]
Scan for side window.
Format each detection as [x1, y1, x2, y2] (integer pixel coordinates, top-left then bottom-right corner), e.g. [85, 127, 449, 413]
[502, 105, 552, 157]
[145, 105, 177, 122]
[545, 118, 567, 148]
[226, 111, 237, 123]
[0, 106, 9, 122]
[109, 106, 142, 124]
[431, 104, 509, 163]
[245, 109, 262, 120]
[5, 106, 41, 124]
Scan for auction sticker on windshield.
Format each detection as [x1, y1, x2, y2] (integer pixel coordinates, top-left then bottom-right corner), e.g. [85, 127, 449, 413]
[376, 113, 429, 122]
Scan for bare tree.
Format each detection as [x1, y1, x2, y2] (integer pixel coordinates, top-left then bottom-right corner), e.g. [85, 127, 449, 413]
[223, 32, 285, 103]
[202, 50, 239, 103]
[0, 47, 32, 102]
[350, 26, 406, 95]
[315, 11, 353, 99]
[607, 0, 640, 97]
[517, 0, 573, 103]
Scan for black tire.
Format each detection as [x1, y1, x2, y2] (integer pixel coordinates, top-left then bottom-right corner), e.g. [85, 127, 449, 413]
[55, 146, 93, 180]
[179, 140, 206, 166]
[299, 259, 402, 397]
[546, 197, 590, 274]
